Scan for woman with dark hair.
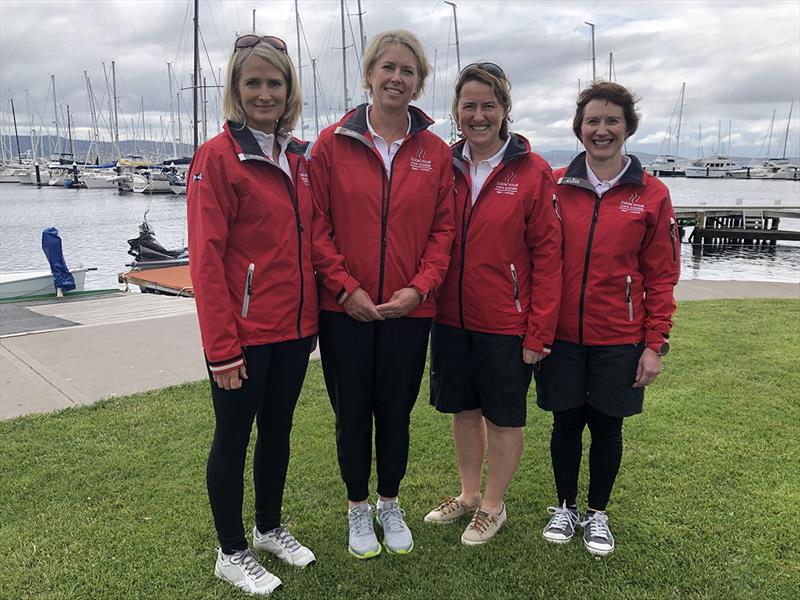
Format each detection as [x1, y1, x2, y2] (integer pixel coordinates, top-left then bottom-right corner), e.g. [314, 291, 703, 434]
[424, 62, 562, 545]
[188, 34, 317, 595]
[311, 29, 454, 559]
[538, 81, 680, 556]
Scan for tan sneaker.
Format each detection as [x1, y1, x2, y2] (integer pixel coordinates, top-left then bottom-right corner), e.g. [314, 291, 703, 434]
[424, 496, 479, 524]
[460, 504, 507, 545]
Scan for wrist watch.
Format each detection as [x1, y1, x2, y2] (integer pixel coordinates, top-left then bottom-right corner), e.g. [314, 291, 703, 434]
[656, 340, 670, 357]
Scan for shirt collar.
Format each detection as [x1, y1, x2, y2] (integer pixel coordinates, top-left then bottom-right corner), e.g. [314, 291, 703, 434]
[248, 127, 290, 159]
[586, 155, 631, 189]
[462, 136, 510, 169]
[366, 104, 411, 146]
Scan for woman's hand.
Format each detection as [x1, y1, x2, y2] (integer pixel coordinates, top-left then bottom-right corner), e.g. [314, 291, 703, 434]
[343, 288, 385, 322]
[523, 348, 545, 365]
[214, 365, 248, 390]
[376, 287, 423, 319]
[633, 348, 662, 388]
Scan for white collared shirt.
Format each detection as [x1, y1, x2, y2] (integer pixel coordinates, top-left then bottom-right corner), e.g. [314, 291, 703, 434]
[463, 136, 511, 205]
[366, 105, 411, 174]
[248, 127, 293, 180]
[585, 155, 631, 197]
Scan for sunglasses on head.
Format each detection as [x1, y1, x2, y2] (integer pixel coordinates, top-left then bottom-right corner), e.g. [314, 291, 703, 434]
[460, 62, 505, 79]
[234, 35, 288, 53]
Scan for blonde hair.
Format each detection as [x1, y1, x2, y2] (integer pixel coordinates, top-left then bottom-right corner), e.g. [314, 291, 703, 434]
[223, 41, 302, 134]
[361, 30, 431, 101]
[452, 65, 513, 140]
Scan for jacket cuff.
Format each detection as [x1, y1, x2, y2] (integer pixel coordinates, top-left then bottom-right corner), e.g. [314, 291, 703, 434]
[408, 275, 430, 299]
[207, 354, 244, 375]
[522, 336, 547, 354]
[645, 329, 667, 352]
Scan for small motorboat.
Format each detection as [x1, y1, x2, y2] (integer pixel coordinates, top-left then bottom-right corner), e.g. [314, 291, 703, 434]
[0, 266, 95, 300]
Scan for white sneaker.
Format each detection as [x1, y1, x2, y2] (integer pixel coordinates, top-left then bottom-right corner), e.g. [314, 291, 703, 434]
[253, 524, 316, 568]
[214, 548, 282, 596]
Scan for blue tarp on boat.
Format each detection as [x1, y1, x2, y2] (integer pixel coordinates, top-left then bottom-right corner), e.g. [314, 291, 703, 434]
[41, 227, 75, 291]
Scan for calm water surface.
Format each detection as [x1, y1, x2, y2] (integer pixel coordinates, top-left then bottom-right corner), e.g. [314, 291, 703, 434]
[1, 178, 798, 290]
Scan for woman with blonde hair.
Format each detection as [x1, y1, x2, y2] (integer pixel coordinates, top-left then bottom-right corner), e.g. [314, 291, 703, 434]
[311, 29, 454, 559]
[187, 34, 317, 595]
[425, 62, 562, 545]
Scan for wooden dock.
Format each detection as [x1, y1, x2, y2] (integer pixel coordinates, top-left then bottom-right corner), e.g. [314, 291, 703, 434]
[674, 205, 800, 246]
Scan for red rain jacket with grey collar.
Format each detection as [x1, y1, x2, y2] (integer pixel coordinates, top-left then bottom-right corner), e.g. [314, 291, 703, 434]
[187, 121, 318, 375]
[553, 152, 680, 351]
[434, 134, 563, 354]
[310, 104, 455, 317]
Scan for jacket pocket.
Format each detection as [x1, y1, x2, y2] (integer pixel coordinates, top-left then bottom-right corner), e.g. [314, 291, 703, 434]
[241, 263, 255, 318]
[625, 274, 633, 322]
[510, 264, 522, 313]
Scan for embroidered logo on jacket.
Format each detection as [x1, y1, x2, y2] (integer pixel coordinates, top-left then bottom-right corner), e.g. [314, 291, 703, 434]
[494, 169, 519, 195]
[193, 172, 203, 182]
[298, 165, 310, 187]
[410, 147, 433, 173]
[619, 192, 644, 215]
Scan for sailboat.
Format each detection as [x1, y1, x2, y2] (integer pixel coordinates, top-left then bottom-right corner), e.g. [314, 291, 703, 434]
[647, 83, 687, 177]
[728, 103, 799, 180]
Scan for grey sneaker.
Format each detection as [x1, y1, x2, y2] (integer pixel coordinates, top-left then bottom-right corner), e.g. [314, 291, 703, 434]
[376, 501, 414, 554]
[214, 548, 282, 596]
[347, 504, 382, 559]
[542, 501, 580, 543]
[581, 510, 615, 556]
[253, 524, 316, 568]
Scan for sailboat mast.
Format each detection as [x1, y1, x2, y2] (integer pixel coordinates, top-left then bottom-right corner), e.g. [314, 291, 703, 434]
[766, 109, 776, 157]
[340, 0, 348, 110]
[66, 104, 75, 156]
[312, 58, 320, 139]
[111, 61, 120, 154]
[675, 82, 685, 157]
[357, 0, 368, 103]
[608, 52, 613, 81]
[295, 0, 304, 135]
[193, 0, 199, 152]
[51, 74, 60, 154]
[9, 98, 22, 163]
[781, 102, 793, 159]
[84, 71, 101, 163]
[584, 21, 596, 82]
[168, 63, 177, 157]
[445, 2, 461, 72]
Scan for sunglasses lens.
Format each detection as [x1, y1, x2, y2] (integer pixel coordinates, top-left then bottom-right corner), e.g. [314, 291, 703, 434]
[235, 35, 260, 49]
[264, 36, 288, 52]
[461, 62, 505, 79]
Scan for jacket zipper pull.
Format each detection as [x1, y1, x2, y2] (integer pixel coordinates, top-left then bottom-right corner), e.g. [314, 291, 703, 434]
[241, 263, 255, 318]
[626, 274, 633, 321]
[510, 264, 522, 312]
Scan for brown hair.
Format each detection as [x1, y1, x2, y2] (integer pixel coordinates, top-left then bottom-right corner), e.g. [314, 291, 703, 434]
[572, 81, 639, 140]
[452, 65, 513, 140]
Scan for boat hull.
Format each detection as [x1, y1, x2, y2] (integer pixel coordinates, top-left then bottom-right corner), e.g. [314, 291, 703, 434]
[0, 268, 90, 300]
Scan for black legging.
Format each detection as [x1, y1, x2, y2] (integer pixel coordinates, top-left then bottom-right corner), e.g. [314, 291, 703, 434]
[206, 337, 312, 555]
[550, 403, 623, 511]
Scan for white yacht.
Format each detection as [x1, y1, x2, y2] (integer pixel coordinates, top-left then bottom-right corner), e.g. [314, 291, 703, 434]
[685, 154, 741, 178]
[646, 155, 686, 177]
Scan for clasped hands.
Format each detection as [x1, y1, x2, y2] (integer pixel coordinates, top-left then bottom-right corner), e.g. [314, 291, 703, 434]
[343, 287, 423, 322]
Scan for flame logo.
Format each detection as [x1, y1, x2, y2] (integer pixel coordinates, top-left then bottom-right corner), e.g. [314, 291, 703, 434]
[629, 192, 641, 203]
[502, 169, 517, 184]
[416, 147, 427, 161]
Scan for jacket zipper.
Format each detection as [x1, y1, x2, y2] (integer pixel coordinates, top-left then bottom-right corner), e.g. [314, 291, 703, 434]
[625, 274, 633, 321]
[669, 216, 677, 261]
[510, 264, 522, 312]
[578, 195, 603, 344]
[457, 191, 470, 328]
[283, 164, 305, 338]
[377, 167, 394, 304]
[241, 263, 255, 318]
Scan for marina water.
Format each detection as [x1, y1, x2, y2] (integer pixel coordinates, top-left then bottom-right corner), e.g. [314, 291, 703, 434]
[1, 178, 798, 291]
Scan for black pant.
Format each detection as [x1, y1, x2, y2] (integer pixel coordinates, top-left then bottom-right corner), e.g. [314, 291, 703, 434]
[206, 337, 312, 554]
[319, 311, 431, 501]
[550, 403, 623, 511]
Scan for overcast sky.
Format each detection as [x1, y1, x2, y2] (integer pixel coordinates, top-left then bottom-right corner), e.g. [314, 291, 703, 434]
[1, 0, 798, 159]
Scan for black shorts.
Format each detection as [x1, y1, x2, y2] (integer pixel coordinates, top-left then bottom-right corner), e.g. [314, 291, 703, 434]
[429, 323, 533, 427]
[534, 339, 645, 418]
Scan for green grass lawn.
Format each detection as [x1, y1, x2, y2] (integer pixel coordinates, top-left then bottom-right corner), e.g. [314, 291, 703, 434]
[1, 299, 799, 599]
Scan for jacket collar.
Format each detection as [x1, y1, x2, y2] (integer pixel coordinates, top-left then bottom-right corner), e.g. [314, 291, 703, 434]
[225, 121, 309, 162]
[334, 103, 434, 148]
[558, 150, 645, 192]
[452, 132, 530, 177]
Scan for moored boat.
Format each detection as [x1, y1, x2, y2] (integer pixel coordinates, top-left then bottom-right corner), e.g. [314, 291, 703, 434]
[685, 154, 741, 178]
[0, 266, 95, 300]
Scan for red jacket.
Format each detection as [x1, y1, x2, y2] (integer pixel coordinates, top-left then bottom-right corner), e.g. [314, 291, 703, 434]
[553, 153, 680, 351]
[310, 104, 455, 317]
[187, 122, 318, 374]
[434, 134, 563, 353]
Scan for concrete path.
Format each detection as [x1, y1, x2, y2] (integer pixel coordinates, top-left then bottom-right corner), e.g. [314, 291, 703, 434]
[1, 280, 797, 421]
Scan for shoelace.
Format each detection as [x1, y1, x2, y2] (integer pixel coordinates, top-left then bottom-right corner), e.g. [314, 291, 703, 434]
[468, 510, 494, 534]
[229, 549, 268, 580]
[580, 511, 611, 540]
[348, 506, 374, 536]
[546, 502, 579, 531]
[271, 525, 302, 553]
[435, 496, 460, 515]
[379, 505, 408, 533]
